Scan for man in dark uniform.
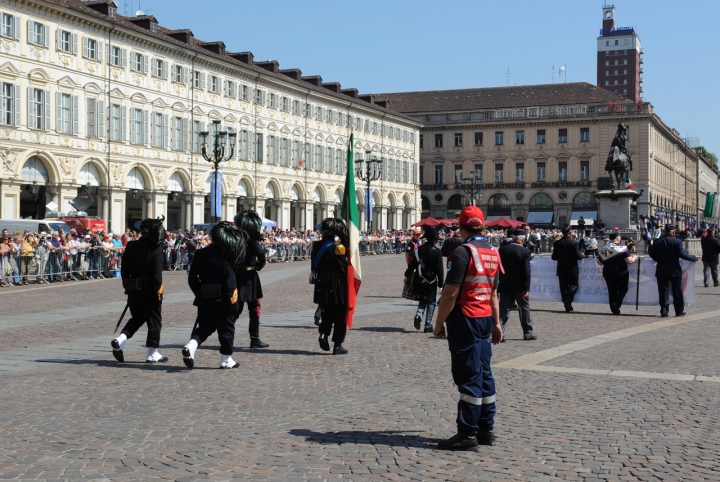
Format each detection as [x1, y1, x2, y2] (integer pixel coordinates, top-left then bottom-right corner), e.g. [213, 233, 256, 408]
[700, 229, 720, 287]
[597, 230, 638, 315]
[551, 224, 585, 312]
[498, 228, 535, 340]
[407, 226, 444, 333]
[312, 218, 349, 355]
[649, 224, 699, 317]
[182, 222, 245, 369]
[111, 217, 167, 363]
[404, 227, 422, 265]
[234, 210, 269, 348]
[441, 228, 463, 259]
[181, 232, 197, 273]
[434, 206, 503, 451]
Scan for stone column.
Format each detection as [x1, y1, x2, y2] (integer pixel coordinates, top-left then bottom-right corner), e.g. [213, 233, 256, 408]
[153, 192, 166, 222]
[99, 189, 109, 224]
[2, 181, 21, 219]
[224, 196, 237, 222]
[59, 187, 80, 214]
[109, 189, 126, 232]
[142, 193, 153, 220]
[183, 194, 193, 230]
[279, 199, 291, 230]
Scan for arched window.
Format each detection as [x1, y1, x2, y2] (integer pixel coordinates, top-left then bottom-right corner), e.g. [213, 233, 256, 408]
[572, 191, 597, 209]
[447, 193, 465, 210]
[421, 195, 430, 211]
[529, 192, 553, 210]
[487, 193, 511, 216]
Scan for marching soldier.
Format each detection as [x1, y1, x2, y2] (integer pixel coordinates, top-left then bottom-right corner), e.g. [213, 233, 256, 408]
[111, 217, 167, 363]
[233, 210, 269, 348]
[182, 222, 246, 369]
[312, 218, 349, 355]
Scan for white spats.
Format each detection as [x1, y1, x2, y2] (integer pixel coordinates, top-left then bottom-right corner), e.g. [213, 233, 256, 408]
[113, 333, 127, 351]
[184, 339, 198, 359]
[146, 348, 165, 362]
[220, 355, 239, 369]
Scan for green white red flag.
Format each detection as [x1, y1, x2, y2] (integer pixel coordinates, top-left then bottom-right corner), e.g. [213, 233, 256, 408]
[341, 132, 361, 328]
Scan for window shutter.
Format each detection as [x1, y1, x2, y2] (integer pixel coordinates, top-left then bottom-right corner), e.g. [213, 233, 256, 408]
[162, 61, 167, 79]
[121, 48, 127, 68]
[223, 80, 227, 96]
[150, 114, 156, 147]
[121, 106, 127, 142]
[43, 90, 50, 130]
[182, 67, 188, 85]
[201, 73, 205, 89]
[163, 114, 168, 148]
[97, 41, 103, 62]
[82, 36, 88, 57]
[87, 98, 96, 137]
[27, 20, 34, 44]
[14, 84, 20, 127]
[27, 87, 32, 127]
[56, 28, 61, 51]
[142, 55, 148, 74]
[72, 95, 79, 134]
[55, 91, 61, 131]
[130, 108, 136, 142]
[143, 110, 149, 145]
[43, 25, 49, 48]
[97, 100, 104, 139]
[13, 15, 20, 40]
[182, 117, 189, 151]
[72, 34, 77, 54]
[170, 117, 176, 148]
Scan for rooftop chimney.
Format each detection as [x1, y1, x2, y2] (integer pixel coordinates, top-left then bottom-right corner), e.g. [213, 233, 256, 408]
[341, 88, 359, 99]
[322, 82, 341, 93]
[229, 52, 254, 64]
[301, 75, 323, 86]
[198, 41, 226, 56]
[255, 60, 280, 73]
[358, 94, 373, 103]
[166, 29, 194, 45]
[279, 69, 303, 80]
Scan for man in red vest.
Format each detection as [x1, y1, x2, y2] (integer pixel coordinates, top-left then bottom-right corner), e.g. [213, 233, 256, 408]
[434, 205, 503, 451]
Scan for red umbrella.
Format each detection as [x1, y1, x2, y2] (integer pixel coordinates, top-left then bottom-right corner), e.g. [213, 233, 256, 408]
[412, 217, 440, 227]
[436, 218, 459, 227]
[484, 217, 525, 229]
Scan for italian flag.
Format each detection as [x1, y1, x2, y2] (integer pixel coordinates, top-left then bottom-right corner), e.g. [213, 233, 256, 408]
[341, 132, 361, 329]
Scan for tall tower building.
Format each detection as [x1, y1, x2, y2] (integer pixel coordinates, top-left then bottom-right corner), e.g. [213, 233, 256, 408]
[596, 4, 643, 104]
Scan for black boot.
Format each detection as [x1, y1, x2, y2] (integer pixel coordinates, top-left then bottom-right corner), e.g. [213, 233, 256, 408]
[476, 430, 496, 446]
[249, 317, 269, 348]
[333, 344, 348, 355]
[437, 433, 479, 451]
[318, 334, 330, 352]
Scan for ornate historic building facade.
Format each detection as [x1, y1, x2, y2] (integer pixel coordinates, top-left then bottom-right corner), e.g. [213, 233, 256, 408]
[376, 83, 699, 228]
[0, 0, 421, 231]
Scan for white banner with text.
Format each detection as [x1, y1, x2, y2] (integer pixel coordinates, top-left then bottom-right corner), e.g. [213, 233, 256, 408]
[529, 257, 695, 306]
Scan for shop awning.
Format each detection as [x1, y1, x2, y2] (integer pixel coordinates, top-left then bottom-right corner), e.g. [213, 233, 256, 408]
[571, 211, 598, 225]
[526, 211, 554, 224]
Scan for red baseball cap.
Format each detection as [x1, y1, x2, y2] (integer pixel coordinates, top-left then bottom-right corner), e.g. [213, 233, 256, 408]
[458, 206, 485, 227]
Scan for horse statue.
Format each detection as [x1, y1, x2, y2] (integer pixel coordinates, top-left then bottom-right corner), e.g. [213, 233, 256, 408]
[605, 122, 634, 190]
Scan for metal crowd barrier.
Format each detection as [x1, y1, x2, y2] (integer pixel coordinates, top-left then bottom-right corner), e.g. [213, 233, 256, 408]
[263, 242, 311, 263]
[0, 248, 124, 286]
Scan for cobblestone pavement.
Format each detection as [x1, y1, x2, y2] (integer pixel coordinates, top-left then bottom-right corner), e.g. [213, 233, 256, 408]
[1, 255, 719, 480]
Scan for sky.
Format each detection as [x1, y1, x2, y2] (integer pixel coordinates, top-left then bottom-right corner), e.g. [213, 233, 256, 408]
[130, 0, 719, 154]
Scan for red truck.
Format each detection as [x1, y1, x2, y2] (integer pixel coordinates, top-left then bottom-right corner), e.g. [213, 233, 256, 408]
[61, 211, 107, 233]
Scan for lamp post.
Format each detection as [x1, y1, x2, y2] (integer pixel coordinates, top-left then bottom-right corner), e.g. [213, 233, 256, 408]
[200, 119, 237, 223]
[355, 150, 383, 232]
[461, 168, 483, 206]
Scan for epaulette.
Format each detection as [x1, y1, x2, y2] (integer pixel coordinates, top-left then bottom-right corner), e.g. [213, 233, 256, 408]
[335, 244, 346, 256]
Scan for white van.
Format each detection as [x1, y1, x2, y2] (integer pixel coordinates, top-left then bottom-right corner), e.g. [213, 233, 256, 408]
[0, 219, 70, 235]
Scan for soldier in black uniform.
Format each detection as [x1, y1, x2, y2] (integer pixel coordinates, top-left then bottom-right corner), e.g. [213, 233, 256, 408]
[181, 222, 246, 369]
[312, 218, 349, 355]
[234, 210, 269, 348]
[111, 217, 167, 363]
[408, 227, 444, 333]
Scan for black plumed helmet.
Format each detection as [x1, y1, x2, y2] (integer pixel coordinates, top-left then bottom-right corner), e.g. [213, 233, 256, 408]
[211, 221, 248, 270]
[233, 210, 262, 241]
[140, 216, 166, 246]
[320, 217, 348, 245]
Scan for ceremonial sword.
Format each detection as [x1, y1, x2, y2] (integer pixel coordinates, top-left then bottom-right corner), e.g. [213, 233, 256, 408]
[113, 303, 130, 334]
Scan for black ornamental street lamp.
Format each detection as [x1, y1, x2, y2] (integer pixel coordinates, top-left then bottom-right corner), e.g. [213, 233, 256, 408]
[355, 150, 383, 232]
[200, 120, 236, 223]
[462, 168, 483, 206]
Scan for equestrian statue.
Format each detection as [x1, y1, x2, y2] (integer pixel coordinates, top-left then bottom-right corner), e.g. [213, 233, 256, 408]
[605, 122, 634, 190]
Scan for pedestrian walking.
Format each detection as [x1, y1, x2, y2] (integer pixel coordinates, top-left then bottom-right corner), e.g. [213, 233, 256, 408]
[649, 225, 700, 317]
[597, 230, 637, 315]
[700, 229, 720, 287]
[498, 228, 535, 340]
[111, 217, 167, 363]
[551, 224, 585, 312]
[408, 227, 444, 333]
[433, 206, 503, 451]
[234, 210, 269, 348]
[182, 222, 246, 369]
[312, 218, 350, 355]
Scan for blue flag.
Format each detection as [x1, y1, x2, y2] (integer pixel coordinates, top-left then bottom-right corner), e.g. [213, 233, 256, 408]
[210, 171, 223, 218]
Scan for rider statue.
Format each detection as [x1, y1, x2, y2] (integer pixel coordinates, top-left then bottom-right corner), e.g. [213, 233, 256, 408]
[605, 122, 634, 189]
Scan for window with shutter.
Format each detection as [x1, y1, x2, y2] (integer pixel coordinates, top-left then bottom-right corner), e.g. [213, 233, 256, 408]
[143, 110, 149, 145]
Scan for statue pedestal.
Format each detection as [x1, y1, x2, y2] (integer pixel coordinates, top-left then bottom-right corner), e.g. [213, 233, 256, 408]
[594, 189, 642, 230]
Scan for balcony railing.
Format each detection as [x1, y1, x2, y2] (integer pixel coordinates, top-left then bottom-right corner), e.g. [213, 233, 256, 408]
[413, 102, 652, 125]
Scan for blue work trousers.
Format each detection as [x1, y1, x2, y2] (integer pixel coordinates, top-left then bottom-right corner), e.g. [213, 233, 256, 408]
[446, 310, 496, 435]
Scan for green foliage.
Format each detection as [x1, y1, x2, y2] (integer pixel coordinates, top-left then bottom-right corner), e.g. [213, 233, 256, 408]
[697, 146, 718, 170]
